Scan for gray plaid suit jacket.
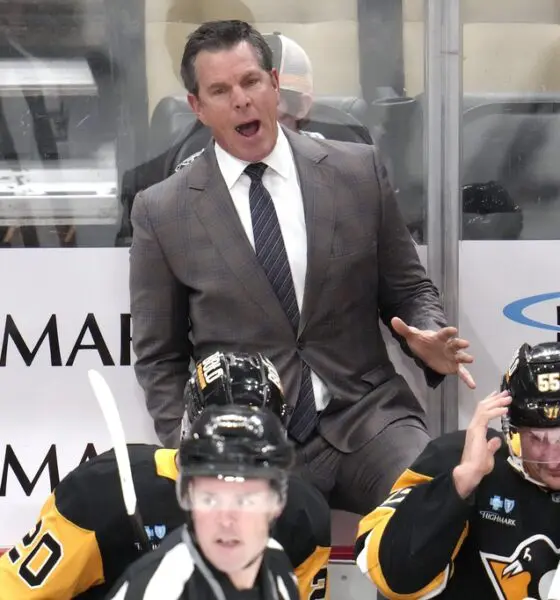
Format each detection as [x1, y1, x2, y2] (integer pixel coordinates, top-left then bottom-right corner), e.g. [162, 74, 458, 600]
[130, 127, 447, 449]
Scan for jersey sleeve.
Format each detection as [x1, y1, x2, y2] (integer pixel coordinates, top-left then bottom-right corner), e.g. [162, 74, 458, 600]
[274, 475, 331, 600]
[106, 579, 130, 600]
[354, 430, 478, 599]
[105, 529, 192, 600]
[0, 493, 104, 599]
[294, 546, 330, 600]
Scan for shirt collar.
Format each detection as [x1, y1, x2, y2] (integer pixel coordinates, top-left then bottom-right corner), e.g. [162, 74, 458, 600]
[214, 124, 293, 190]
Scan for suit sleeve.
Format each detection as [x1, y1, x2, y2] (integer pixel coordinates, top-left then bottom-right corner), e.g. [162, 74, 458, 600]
[354, 431, 474, 599]
[0, 494, 104, 599]
[130, 191, 192, 447]
[371, 144, 447, 387]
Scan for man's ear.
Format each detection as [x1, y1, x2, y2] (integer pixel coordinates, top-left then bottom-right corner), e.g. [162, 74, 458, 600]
[270, 497, 285, 520]
[270, 68, 280, 93]
[188, 93, 206, 125]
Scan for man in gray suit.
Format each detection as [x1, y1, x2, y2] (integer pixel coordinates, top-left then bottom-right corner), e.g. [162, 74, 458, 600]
[130, 20, 474, 514]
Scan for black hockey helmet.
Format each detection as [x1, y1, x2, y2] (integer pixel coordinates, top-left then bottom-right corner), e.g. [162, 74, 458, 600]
[462, 181, 523, 241]
[177, 404, 295, 508]
[501, 343, 560, 485]
[181, 351, 288, 439]
[501, 342, 560, 429]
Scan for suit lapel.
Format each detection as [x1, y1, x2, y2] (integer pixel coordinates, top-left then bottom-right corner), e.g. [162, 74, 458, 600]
[189, 143, 293, 328]
[285, 129, 336, 335]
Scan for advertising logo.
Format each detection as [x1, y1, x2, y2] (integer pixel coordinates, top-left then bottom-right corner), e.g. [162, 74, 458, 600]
[0, 313, 132, 367]
[503, 292, 560, 341]
[0, 444, 97, 497]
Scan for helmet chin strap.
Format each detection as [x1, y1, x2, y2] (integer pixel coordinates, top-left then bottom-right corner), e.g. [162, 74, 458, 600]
[238, 510, 281, 571]
[502, 417, 542, 487]
[242, 549, 265, 570]
[507, 455, 549, 490]
[505, 429, 560, 491]
[238, 513, 280, 571]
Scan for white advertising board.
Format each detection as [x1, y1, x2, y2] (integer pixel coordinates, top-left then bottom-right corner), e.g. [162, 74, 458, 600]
[2, 242, 558, 552]
[0, 246, 429, 553]
[458, 241, 560, 427]
[0, 249, 158, 547]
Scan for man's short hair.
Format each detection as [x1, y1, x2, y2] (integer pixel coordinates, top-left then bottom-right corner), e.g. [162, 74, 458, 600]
[180, 20, 274, 96]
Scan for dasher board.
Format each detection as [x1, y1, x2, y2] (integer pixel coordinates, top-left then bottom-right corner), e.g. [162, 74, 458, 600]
[0, 58, 97, 97]
[0, 160, 118, 225]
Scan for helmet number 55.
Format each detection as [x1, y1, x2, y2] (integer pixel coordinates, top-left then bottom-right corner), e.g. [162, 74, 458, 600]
[538, 373, 560, 393]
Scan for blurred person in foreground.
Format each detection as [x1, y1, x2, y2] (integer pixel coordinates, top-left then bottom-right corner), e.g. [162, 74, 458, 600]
[0, 352, 330, 599]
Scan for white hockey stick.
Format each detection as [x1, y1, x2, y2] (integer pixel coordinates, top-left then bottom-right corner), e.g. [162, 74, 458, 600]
[88, 369, 150, 551]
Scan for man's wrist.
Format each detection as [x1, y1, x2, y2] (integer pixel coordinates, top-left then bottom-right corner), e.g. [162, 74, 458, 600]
[452, 464, 481, 499]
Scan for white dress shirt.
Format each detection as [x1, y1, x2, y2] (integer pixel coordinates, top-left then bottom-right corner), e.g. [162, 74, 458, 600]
[214, 126, 330, 411]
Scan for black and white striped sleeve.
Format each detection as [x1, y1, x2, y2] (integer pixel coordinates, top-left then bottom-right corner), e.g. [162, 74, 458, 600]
[106, 533, 195, 600]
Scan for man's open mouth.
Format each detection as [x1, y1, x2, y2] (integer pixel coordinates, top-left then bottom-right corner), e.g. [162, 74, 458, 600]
[216, 538, 241, 548]
[235, 120, 261, 137]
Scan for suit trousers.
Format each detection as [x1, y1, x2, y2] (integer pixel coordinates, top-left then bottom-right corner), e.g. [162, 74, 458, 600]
[294, 416, 429, 600]
[293, 415, 430, 516]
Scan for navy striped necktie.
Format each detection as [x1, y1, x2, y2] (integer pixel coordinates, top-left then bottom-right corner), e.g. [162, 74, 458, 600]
[245, 162, 318, 442]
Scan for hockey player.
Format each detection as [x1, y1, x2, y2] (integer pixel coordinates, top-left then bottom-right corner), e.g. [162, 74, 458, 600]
[106, 403, 300, 599]
[355, 341, 560, 600]
[0, 352, 330, 600]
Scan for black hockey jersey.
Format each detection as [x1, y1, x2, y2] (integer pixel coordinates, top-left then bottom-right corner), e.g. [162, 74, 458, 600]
[106, 526, 300, 600]
[355, 429, 560, 599]
[0, 444, 330, 600]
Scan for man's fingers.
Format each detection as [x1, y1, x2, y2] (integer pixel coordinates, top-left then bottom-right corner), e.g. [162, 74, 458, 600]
[436, 326, 459, 341]
[473, 390, 511, 414]
[455, 350, 474, 364]
[391, 317, 409, 336]
[471, 405, 510, 427]
[481, 390, 510, 404]
[458, 364, 476, 389]
[471, 393, 511, 425]
[449, 337, 470, 351]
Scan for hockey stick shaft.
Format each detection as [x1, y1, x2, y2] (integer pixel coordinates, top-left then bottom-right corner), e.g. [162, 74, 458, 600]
[88, 369, 150, 552]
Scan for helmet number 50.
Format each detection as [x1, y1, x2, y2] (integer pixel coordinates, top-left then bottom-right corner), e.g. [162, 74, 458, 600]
[537, 373, 560, 392]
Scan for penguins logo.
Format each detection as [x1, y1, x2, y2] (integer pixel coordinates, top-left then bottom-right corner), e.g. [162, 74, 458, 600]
[480, 535, 560, 599]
